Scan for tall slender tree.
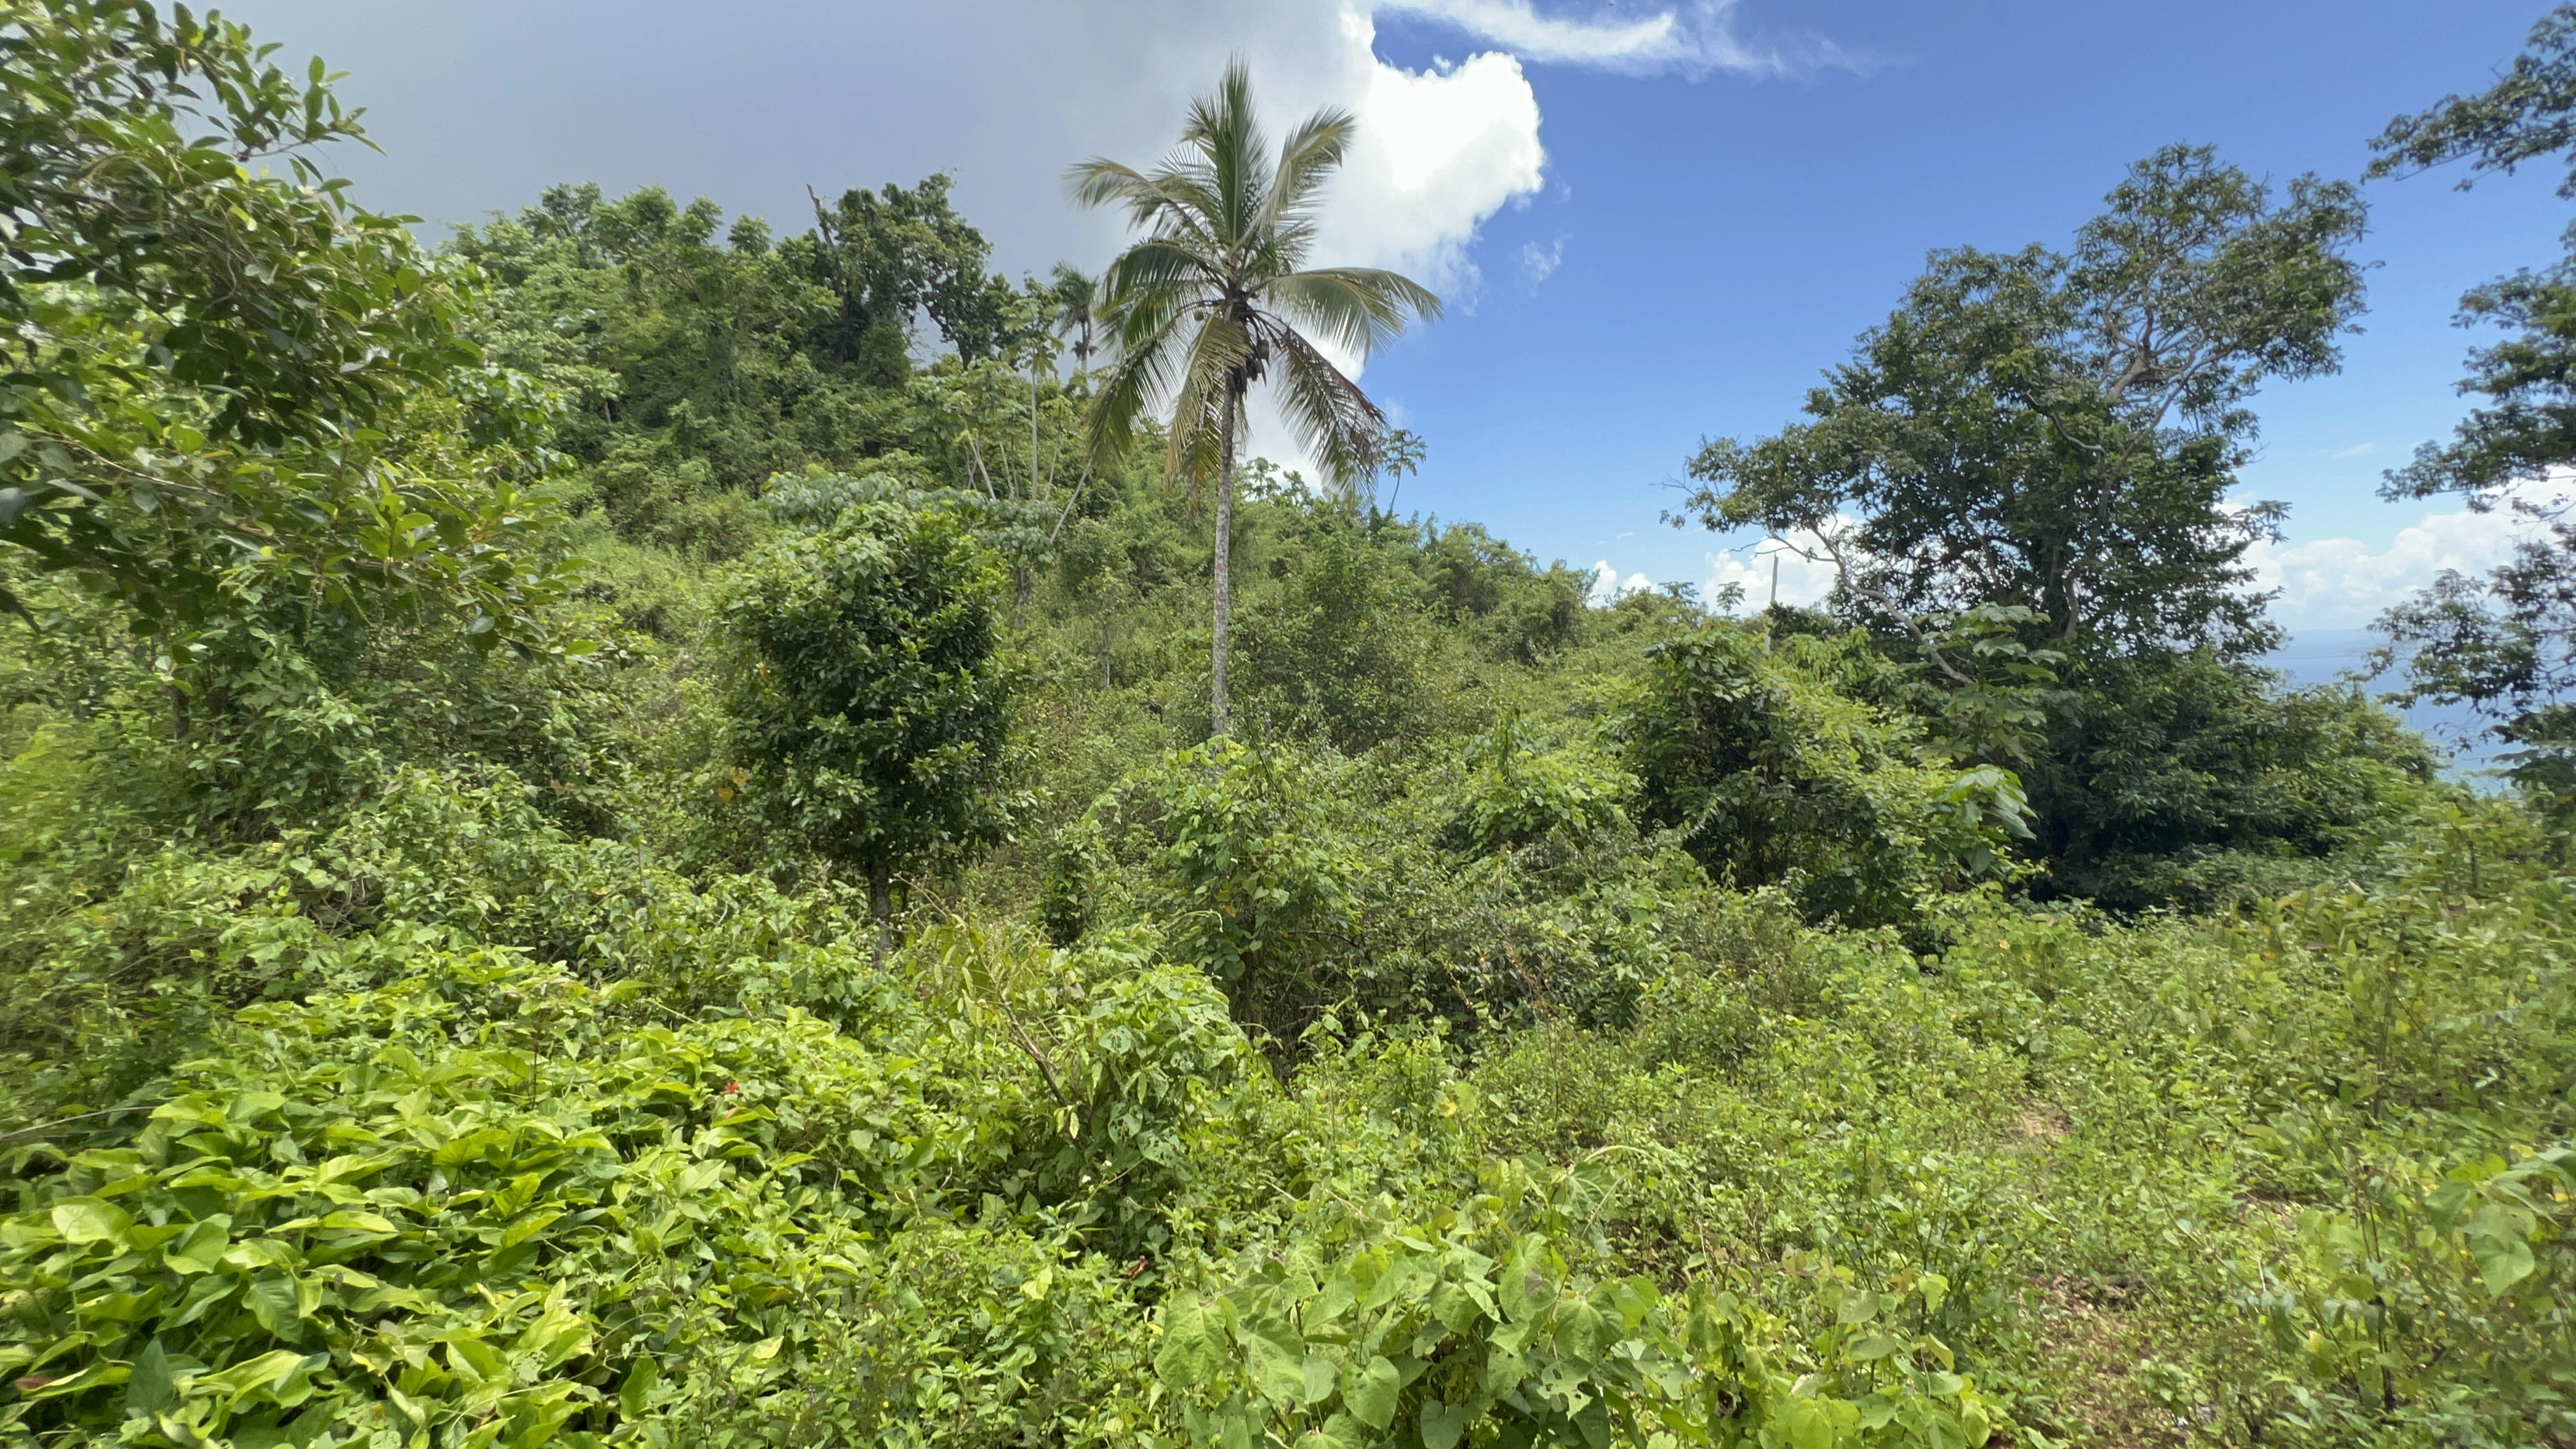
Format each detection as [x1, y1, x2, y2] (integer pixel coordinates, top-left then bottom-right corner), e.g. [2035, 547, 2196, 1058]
[1069, 60, 1440, 736]
[1046, 262, 1101, 377]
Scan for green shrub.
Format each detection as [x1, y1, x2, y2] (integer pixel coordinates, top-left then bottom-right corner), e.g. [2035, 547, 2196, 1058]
[2025, 652, 2437, 912]
[0, 944, 1152, 1449]
[1627, 628, 2028, 927]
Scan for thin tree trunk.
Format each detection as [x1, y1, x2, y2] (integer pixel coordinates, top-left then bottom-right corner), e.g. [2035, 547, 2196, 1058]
[1211, 389, 1240, 739]
[869, 870, 892, 963]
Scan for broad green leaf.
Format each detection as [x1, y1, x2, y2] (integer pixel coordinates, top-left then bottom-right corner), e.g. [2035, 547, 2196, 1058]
[1429, 1281, 1483, 1334]
[2473, 1234, 2536, 1295]
[164, 1220, 231, 1275]
[1847, 1333, 1903, 1361]
[1607, 1276, 1658, 1330]
[1498, 1249, 1553, 1323]
[499, 1208, 564, 1249]
[1780, 1399, 1834, 1449]
[201, 1349, 320, 1406]
[1155, 1298, 1228, 1391]
[619, 1356, 659, 1419]
[1312, 1274, 1357, 1326]
[450, 1335, 507, 1382]
[1552, 1300, 1605, 1361]
[22, 1361, 128, 1398]
[83, 1290, 161, 1324]
[1421, 1399, 1468, 1449]
[222, 1239, 300, 1272]
[51, 1199, 130, 1246]
[1345, 1355, 1401, 1430]
[126, 1339, 176, 1417]
[1302, 1352, 1338, 1406]
[1245, 1318, 1308, 1406]
[246, 1274, 308, 1337]
[1573, 1396, 1611, 1449]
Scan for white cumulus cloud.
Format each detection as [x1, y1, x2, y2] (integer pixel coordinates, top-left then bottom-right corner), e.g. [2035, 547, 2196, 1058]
[236, 0, 1838, 479]
[1705, 532, 1844, 612]
[2255, 487, 2572, 629]
[1691, 497, 2569, 633]
[1587, 560, 1655, 607]
[1381, 0, 1679, 66]
[1315, 10, 1548, 294]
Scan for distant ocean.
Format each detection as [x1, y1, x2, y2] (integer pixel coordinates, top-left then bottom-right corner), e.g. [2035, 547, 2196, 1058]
[2268, 628, 2505, 777]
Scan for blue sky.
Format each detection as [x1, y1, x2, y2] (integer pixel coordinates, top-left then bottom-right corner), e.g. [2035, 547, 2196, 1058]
[1359, 0, 2576, 626]
[227, 0, 2576, 630]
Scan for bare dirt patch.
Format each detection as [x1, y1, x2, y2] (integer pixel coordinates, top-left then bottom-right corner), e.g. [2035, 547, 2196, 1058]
[2021, 1276, 2187, 1448]
[2006, 1098, 2071, 1152]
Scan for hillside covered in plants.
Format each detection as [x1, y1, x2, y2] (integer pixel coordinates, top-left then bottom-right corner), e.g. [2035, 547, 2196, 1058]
[6, 4, 2576, 1447]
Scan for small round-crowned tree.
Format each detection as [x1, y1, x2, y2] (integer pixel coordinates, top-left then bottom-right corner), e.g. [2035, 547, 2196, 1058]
[716, 501, 1018, 954]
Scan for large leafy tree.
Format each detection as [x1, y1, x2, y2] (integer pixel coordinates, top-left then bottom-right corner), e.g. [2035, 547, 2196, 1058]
[0, 0, 571, 648]
[800, 175, 1021, 382]
[457, 182, 833, 474]
[2367, 5, 2576, 784]
[1071, 61, 1440, 736]
[1672, 146, 2366, 666]
[716, 501, 1019, 954]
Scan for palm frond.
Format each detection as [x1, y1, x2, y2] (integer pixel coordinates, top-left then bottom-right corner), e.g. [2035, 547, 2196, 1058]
[1263, 267, 1444, 361]
[1267, 325, 1387, 486]
[1073, 58, 1438, 504]
[1180, 59, 1270, 252]
[1162, 311, 1256, 500]
[1260, 108, 1355, 257]
[1081, 332, 1167, 476]
[1102, 237, 1223, 306]
[1064, 158, 1158, 222]
[1083, 280, 1202, 476]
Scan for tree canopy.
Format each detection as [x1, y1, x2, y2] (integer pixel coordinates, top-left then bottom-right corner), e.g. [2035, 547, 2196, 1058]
[717, 499, 1019, 943]
[0, 0, 572, 647]
[1675, 146, 2366, 663]
[2364, 6, 2576, 791]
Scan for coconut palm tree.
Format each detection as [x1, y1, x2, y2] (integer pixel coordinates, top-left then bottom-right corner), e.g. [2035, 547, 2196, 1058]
[1069, 60, 1440, 737]
[1046, 262, 1101, 377]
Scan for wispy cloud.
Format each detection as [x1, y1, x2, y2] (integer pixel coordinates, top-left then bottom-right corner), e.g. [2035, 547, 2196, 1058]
[1378, 0, 1678, 65]
[2330, 441, 2378, 459]
[1376, 0, 1865, 79]
[1519, 238, 1564, 283]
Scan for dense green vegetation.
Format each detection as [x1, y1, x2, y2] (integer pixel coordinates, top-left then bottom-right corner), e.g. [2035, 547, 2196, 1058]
[4, 3, 2576, 1447]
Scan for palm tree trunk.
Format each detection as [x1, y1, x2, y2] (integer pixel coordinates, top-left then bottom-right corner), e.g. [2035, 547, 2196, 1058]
[1211, 388, 1240, 738]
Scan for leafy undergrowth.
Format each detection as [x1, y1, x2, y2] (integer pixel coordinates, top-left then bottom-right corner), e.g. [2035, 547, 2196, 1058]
[2, 775, 2572, 1448]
